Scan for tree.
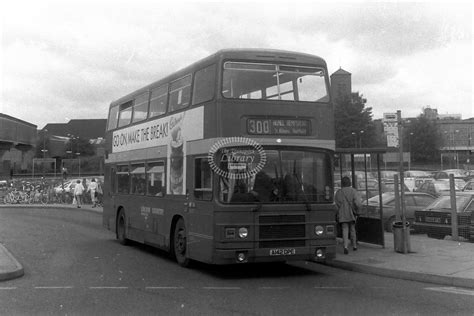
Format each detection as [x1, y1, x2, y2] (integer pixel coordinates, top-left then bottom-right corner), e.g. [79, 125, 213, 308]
[403, 114, 441, 164]
[334, 93, 377, 148]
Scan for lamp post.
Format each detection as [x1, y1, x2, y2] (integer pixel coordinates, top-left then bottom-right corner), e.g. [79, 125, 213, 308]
[351, 130, 364, 148]
[76, 152, 81, 177]
[42, 129, 48, 159]
[351, 132, 357, 148]
[443, 130, 450, 168]
[359, 130, 364, 148]
[453, 130, 459, 169]
[408, 132, 413, 170]
[67, 134, 75, 159]
[41, 129, 48, 178]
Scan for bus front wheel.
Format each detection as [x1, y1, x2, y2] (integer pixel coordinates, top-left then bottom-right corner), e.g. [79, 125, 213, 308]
[173, 218, 190, 267]
[117, 209, 129, 245]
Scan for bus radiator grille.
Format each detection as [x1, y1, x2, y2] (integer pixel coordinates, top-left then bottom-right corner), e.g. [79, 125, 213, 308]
[258, 215, 306, 248]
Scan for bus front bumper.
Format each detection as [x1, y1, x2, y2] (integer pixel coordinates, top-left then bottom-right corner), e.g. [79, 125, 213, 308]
[213, 245, 336, 265]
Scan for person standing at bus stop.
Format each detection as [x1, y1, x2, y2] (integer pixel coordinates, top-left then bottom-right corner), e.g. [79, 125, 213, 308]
[335, 176, 362, 254]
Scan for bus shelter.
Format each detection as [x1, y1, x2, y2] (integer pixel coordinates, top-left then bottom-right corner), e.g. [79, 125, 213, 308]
[335, 148, 388, 247]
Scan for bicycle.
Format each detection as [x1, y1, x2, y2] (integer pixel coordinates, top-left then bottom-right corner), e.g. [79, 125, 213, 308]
[4, 188, 21, 204]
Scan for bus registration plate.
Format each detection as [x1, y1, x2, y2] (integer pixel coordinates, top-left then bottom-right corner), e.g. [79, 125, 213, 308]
[269, 248, 296, 256]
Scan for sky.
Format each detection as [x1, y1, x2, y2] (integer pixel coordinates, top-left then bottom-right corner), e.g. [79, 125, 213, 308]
[1, 0, 473, 129]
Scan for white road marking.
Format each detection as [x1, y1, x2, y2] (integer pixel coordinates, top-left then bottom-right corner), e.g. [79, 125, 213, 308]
[145, 286, 185, 290]
[425, 287, 474, 296]
[34, 286, 73, 289]
[314, 286, 353, 289]
[203, 286, 241, 290]
[89, 286, 128, 290]
[0, 287, 17, 290]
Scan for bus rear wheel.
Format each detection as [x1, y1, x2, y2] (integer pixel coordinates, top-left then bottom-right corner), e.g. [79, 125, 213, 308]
[117, 209, 129, 245]
[173, 218, 190, 267]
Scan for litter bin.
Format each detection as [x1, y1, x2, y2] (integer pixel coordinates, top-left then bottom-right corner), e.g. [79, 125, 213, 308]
[392, 221, 411, 253]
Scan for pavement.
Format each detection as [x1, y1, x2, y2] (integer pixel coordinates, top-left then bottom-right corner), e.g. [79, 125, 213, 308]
[1, 204, 474, 289]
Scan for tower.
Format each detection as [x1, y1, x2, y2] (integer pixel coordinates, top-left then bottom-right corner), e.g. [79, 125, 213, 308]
[330, 68, 352, 102]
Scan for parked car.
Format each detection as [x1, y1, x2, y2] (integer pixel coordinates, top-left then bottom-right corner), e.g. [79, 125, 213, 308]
[335, 177, 379, 201]
[404, 170, 433, 178]
[414, 192, 474, 240]
[416, 179, 459, 197]
[378, 170, 398, 181]
[433, 169, 469, 182]
[467, 170, 474, 180]
[381, 180, 410, 193]
[363, 192, 437, 232]
[404, 170, 434, 191]
[462, 180, 474, 192]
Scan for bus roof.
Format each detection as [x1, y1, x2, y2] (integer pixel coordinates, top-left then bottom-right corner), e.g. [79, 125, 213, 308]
[109, 48, 327, 107]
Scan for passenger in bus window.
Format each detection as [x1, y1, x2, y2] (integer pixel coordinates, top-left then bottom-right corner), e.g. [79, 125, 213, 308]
[230, 181, 256, 203]
[135, 179, 146, 195]
[283, 173, 301, 201]
[252, 171, 276, 202]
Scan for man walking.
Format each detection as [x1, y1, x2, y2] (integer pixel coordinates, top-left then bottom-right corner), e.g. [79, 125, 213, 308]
[335, 176, 362, 254]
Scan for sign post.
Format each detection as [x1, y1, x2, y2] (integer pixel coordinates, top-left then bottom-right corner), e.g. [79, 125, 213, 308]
[384, 111, 410, 254]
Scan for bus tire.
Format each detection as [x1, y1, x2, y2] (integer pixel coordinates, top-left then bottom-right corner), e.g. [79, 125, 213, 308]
[172, 218, 190, 267]
[116, 208, 129, 245]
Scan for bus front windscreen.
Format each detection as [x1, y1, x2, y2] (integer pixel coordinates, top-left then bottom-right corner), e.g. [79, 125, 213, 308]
[218, 149, 333, 204]
[222, 62, 329, 102]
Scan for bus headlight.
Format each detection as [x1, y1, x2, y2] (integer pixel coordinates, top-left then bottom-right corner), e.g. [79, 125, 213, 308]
[238, 227, 248, 239]
[236, 251, 247, 263]
[314, 225, 324, 236]
[315, 248, 325, 259]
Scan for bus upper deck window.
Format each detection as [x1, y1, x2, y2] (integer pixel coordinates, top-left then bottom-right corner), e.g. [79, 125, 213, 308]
[132, 93, 149, 123]
[117, 101, 133, 128]
[169, 75, 191, 112]
[192, 64, 216, 105]
[150, 85, 168, 118]
[107, 106, 119, 130]
[222, 62, 328, 102]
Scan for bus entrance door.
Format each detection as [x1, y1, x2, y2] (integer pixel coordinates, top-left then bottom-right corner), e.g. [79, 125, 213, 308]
[186, 197, 214, 263]
[186, 157, 214, 263]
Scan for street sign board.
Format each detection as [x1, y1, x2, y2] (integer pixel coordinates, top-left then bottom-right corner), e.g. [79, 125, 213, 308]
[383, 112, 399, 147]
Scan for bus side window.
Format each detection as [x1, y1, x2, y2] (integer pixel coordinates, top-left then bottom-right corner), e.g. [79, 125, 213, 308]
[117, 165, 131, 194]
[107, 106, 119, 131]
[132, 93, 149, 123]
[149, 85, 168, 118]
[131, 164, 146, 195]
[169, 75, 191, 112]
[147, 161, 165, 197]
[117, 101, 133, 128]
[194, 158, 212, 200]
[192, 64, 216, 105]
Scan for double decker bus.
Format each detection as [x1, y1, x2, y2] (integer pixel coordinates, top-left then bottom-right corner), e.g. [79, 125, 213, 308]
[103, 49, 336, 266]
